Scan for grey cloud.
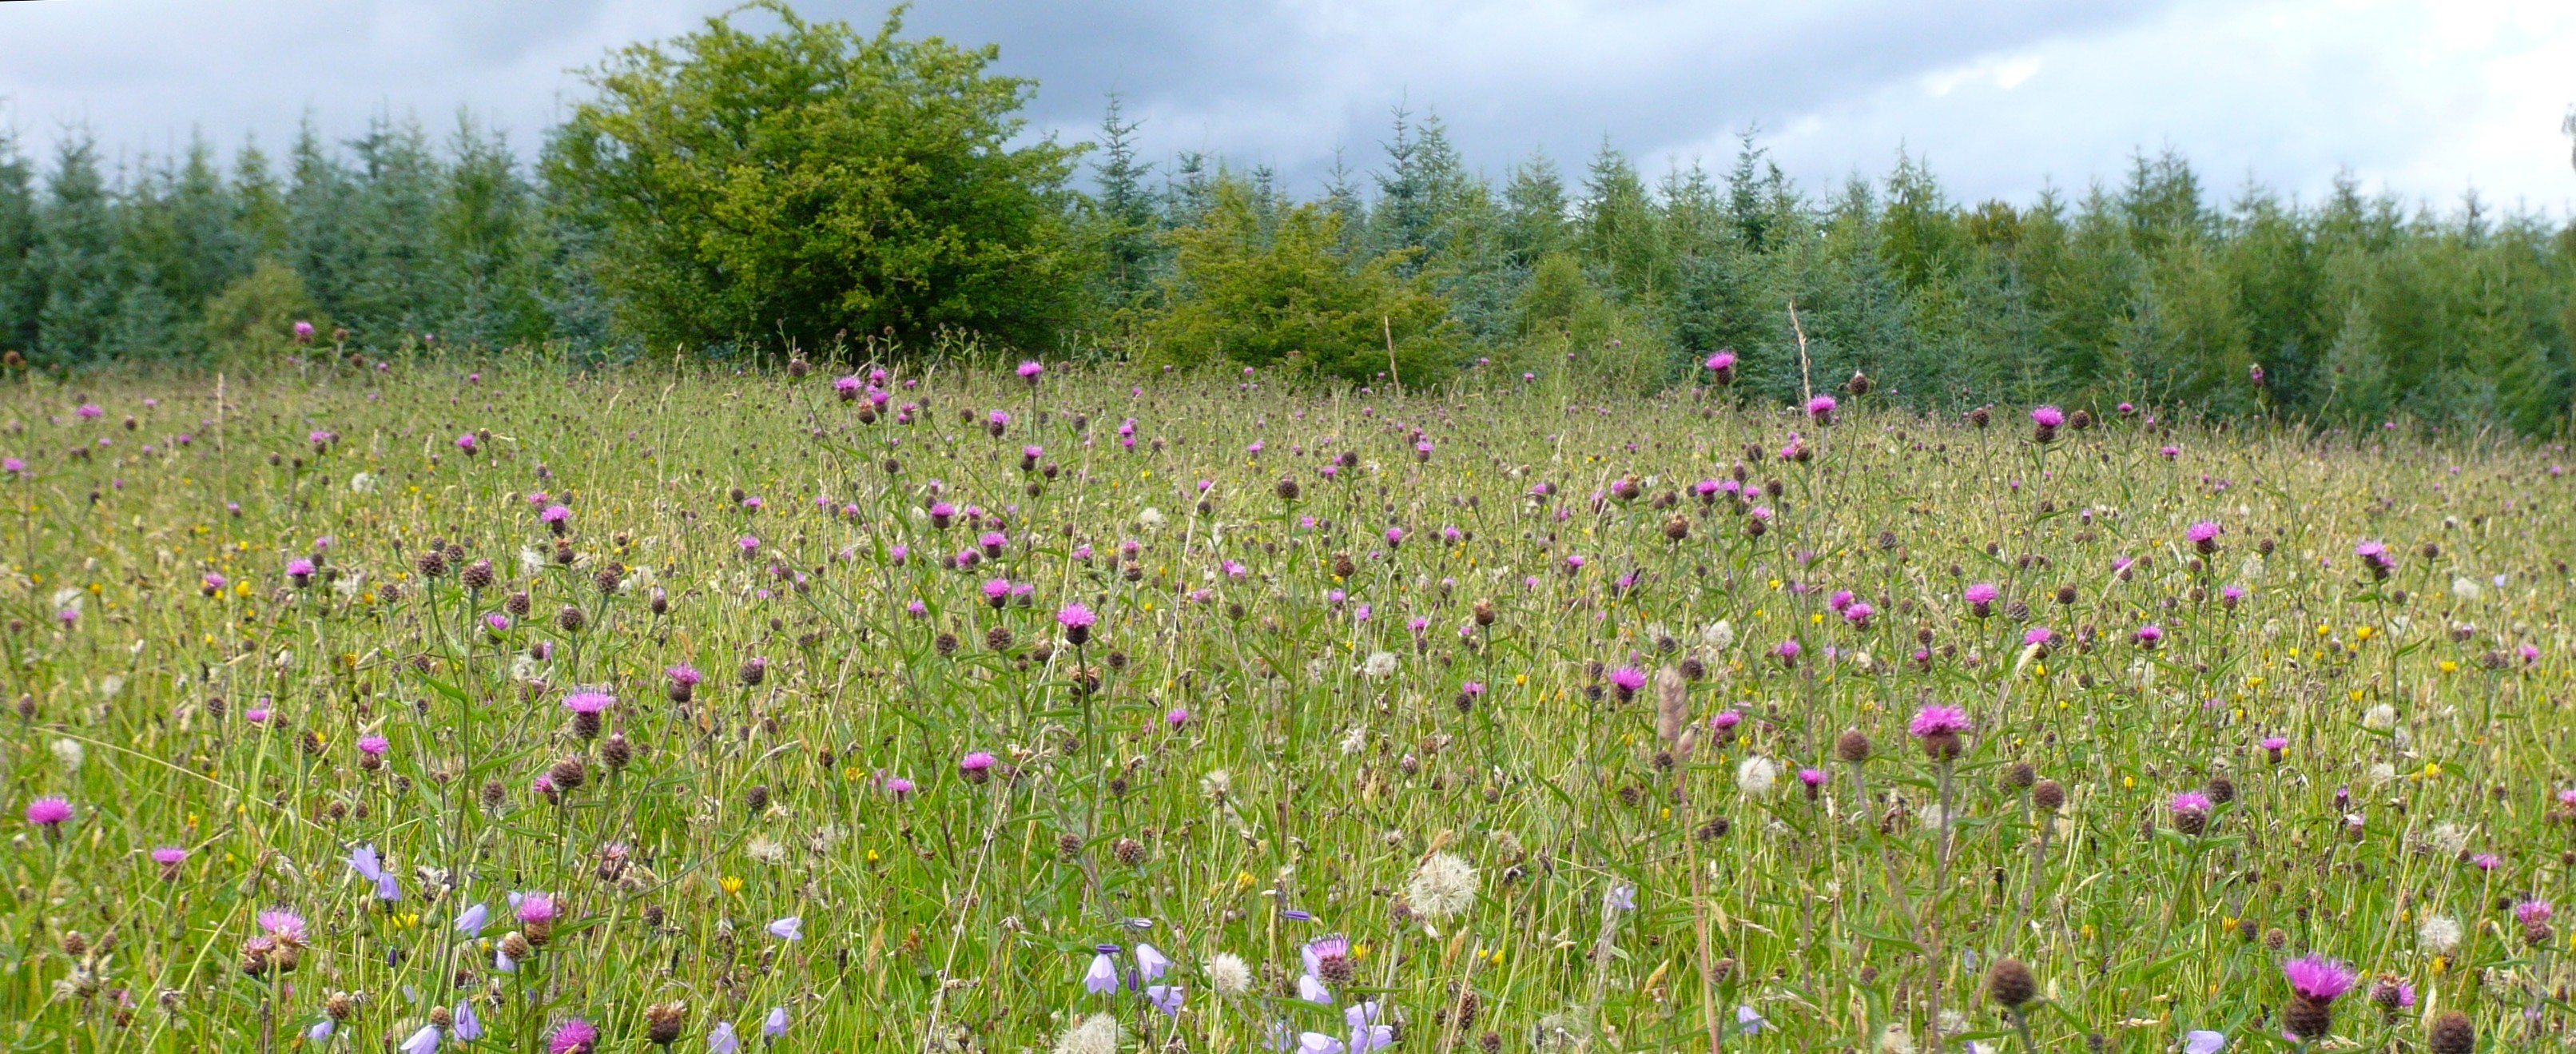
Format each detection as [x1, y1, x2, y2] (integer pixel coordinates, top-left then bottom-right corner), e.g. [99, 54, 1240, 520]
[1, 0, 2566, 213]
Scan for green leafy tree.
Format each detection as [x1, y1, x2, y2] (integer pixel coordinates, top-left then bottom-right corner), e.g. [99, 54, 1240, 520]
[543, 1, 1082, 357]
[1144, 179, 1455, 384]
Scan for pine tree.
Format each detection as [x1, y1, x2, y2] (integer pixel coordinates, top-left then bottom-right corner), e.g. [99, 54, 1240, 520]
[1089, 94, 1161, 313]
[0, 127, 40, 356]
[33, 133, 119, 363]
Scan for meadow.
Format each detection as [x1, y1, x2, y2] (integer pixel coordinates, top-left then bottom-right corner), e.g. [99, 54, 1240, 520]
[2, 352, 2568, 1054]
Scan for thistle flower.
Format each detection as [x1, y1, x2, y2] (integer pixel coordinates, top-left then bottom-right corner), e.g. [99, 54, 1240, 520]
[1986, 958, 2037, 1008]
[2281, 955, 2355, 1040]
[2170, 791, 2215, 835]
[960, 751, 996, 784]
[1806, 395, 1837, 423]
[1964, 582, 1998, 617]
[2187, 520, 2222, 553]
[25, 795, 71, 828]
[548, 1017, 598, 1054]
[1704, 350, 1737, 382]
[1908, 705, 1970, 762]
[1059, 603, 1096, 646]
[150, 845, 187, 879]
[257, 909, 308, 945]
[1607, 666, 1646, 702]
[2029, 405, 2065, 440]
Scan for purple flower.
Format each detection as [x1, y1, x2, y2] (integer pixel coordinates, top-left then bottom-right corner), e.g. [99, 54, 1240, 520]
[2023, 626, 2056, 648]
[1608, 666, 1647, 695]
[1059, 602, 1097, 646]
[516, 893, 558, 925]
[1909, 706, 1970, 739]
[1017, 360, 1045, 381]
[767, 916, 802, 941]
[357, 734, 389, 756]
[150, 845, 187, 877]
[539, 504, 570, 523]
[1805, 395, 1837, 422]
[257, 909, 307, 943]
[25, 796, 72, 827]
[1146, 984, 1185, 1016]
[2186, 520, 2221, 551]
[1083, 950, 1120, 994]
[2516, 899, 2554, 927]
[1963, 582, 1999, 608]
[547, 1018, 598, 1054]
[2029, 405, 2065, 429]
[1704, 351, 1737, 373]
[2282, 954, 2356, 1002]
[2133, 623, 2165, 647]
[562, 690, 613, 714]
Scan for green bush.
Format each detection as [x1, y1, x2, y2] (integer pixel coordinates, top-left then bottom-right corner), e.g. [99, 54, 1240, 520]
[1143, 180, 1457, 385]
[201, 258, 325, 364]
[542, 1, 1082, 358]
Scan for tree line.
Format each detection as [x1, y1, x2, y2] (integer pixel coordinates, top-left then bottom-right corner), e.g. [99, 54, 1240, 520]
[2, 2, 2573, 433]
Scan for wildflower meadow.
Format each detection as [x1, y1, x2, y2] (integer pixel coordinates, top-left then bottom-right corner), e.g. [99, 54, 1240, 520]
[5, 352, 2569, 1054]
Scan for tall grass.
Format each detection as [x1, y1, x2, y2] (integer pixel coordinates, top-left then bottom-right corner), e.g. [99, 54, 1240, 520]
[1, 356, 2562, 1053]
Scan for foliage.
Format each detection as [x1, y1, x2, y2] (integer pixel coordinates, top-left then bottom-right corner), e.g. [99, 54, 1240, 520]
[1, 360, 2567, 1052]
[1143, 179, 1456, 384]
[541, 1, 1083, 358]
[202, 259, 327, 364]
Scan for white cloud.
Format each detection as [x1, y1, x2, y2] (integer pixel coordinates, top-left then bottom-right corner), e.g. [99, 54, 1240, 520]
[0, 0, 2566, 215]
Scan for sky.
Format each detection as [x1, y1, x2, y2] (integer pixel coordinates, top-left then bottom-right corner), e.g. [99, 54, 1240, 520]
[2, 0, 2572, 216]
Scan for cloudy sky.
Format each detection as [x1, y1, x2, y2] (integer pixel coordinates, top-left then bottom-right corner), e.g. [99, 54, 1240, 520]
[4, 0, 2572, 214]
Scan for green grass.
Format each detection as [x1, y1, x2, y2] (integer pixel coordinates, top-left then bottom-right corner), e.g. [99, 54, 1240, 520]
[2, 356, 2566, 1054]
